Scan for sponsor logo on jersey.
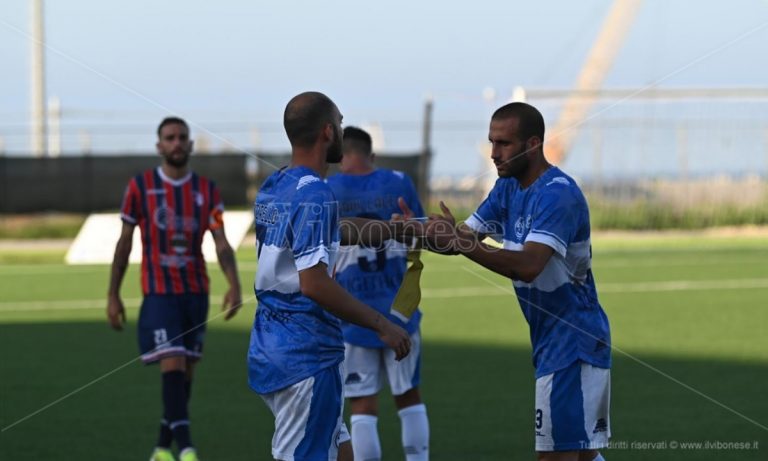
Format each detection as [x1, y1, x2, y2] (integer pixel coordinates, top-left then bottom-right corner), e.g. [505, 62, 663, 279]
[254, 203, 280, 225]
[153, 206, 200, 231]
[171, 232, 189, 254]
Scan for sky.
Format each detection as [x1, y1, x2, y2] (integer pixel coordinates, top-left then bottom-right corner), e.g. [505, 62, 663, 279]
[2, 0, 768, 178]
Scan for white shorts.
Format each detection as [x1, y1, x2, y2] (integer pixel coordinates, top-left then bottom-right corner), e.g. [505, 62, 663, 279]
[260, 364, 351, 461]
[343, 331, 422, 397]
[534, 360, 611, 452]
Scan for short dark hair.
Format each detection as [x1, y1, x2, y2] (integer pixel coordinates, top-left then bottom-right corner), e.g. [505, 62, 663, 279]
[491, 102, 545, 142]
[342, 126, 372, 155]
[157, 117, 189, 138]
[283, 92, 337, 148]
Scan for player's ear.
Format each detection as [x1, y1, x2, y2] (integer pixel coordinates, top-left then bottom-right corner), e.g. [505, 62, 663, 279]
[189, 139, 195, 153]
[527, 136, 542, 152]
[155, 141, 162, 155]
[322, 123, 333, 142]
[370, 152, 376, 164]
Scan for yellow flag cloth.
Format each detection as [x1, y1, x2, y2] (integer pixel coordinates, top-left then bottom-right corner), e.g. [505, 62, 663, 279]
[390, 250, 424, 321]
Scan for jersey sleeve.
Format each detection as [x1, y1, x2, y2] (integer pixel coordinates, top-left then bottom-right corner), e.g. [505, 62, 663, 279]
[120, 178, 141, 225]
[465, 179, 504, 240]
[208, 181, 225, 231]
[525, 185, 580, 257]
[291, 185, 339, 272]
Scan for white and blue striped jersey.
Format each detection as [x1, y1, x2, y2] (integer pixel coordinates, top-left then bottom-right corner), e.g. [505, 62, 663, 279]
[465, 167, 611, 378]
[248, 166, 344, 394]
[326, 169, 425, 348]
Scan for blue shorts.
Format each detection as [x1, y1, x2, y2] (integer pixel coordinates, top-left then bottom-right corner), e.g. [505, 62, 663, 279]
[534, 360, 611, 452]
[260, 364, 351, 461]
[138, 294, 209, 364]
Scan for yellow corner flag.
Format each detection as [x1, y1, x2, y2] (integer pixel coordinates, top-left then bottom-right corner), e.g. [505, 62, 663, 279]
[390, 250, 424, 321]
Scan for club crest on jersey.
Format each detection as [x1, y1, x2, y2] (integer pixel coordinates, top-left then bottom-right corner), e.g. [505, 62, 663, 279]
[515, 214, 532, 239]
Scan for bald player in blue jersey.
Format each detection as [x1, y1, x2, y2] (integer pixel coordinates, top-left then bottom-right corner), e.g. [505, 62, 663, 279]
[327, 127, 429, 461]
[249, 92, 412, 461]
[419, 102, 611, 461]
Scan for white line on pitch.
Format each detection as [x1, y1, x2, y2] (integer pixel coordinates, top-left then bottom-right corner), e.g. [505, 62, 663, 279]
[3, 278, 766, 312]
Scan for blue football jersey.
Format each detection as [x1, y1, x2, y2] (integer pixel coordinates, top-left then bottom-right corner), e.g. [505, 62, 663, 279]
[326, 169, 425, 347]
[465, 167, 611, 378]
[248, 166, 344, 394]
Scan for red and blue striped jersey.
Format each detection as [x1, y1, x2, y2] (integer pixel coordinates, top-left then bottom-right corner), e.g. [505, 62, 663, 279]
[120, 167, 224, 295]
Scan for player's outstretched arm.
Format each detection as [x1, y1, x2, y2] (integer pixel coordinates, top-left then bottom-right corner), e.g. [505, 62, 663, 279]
[211, 228, 242, 320]
[339, 198, 425, 247]
[427, 201, 555, 282]
[299, 264, 411, 360]
[107, 222, 134, 331]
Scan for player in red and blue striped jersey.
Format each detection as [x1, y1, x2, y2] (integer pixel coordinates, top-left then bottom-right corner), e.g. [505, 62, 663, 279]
[107, 117, 242, 461]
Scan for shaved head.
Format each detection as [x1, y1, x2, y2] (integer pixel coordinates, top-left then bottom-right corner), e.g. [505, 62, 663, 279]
[283, 92, 339, 148]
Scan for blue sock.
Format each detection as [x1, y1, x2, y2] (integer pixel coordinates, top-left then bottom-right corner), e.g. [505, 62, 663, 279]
[162, 370, 192, 450]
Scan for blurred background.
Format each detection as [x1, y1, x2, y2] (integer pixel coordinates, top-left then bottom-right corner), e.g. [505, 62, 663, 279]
[1, 2, 767, 460]
[2, 0, 768, 230]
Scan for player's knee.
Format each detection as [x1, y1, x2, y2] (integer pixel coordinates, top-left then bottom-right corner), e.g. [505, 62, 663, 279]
[159, 356, 186, 373]
[393, 387, 422, 409]
[350, 395, 379, 415]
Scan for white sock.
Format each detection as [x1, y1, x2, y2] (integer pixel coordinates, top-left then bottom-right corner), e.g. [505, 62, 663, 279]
[398, 403, 429, 461]
[592, 453, 605, 461]
[350, 414, 381, 461]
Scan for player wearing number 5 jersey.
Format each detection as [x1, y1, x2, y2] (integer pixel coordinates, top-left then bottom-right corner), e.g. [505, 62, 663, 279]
[327, 126, 429, 461]
[107, 117, 242, 461]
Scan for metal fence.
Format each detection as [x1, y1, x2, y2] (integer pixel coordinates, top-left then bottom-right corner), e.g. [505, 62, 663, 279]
[0, 151, 428, 213]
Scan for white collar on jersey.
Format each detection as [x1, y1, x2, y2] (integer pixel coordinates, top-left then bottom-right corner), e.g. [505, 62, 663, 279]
[156, 166, 192, 186]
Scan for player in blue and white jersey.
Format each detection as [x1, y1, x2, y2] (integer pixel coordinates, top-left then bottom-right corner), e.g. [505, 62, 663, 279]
[423, 103, 611, 461]
[327, 127, 429, 461]
[249, 92, 411, 461]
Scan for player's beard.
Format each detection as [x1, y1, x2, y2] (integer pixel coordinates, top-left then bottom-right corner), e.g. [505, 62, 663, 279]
[326, 125, 343, 164]
[497, 145, 528, 179]
[164, 149, 191, 168]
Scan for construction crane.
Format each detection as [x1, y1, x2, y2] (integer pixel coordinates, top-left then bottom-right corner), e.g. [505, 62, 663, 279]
[546, 0, 644, 165]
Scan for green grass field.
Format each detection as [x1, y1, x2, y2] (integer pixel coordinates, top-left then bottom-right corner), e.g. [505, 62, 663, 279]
[1, 234, 767, 460]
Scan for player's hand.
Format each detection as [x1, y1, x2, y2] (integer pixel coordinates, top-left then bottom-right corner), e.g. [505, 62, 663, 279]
[375, 317, 411, 361]
[391, 197, 426, 238]
[222, 286, 242, 321]
[107, 295, 126, 331]
[425, 201, 460, 253]
[432, 201, 456, 226]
